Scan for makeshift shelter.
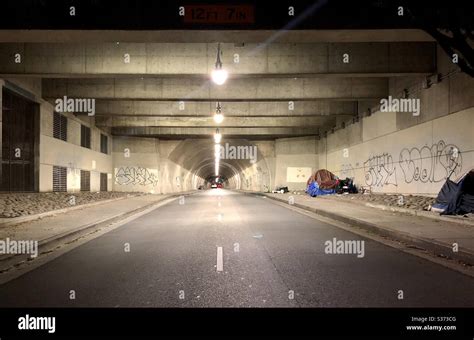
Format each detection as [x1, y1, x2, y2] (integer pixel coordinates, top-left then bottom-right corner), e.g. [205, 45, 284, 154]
[306, 169, 339, 197]
[432, 168, 474, 215]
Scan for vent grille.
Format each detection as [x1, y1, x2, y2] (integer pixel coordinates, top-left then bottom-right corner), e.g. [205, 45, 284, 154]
[53, 166, 67, 192]
[81, 124, 91, 149]
[100, 173, 108, 191]
[53, 112, 67, 141]
[80, 170, 90, 191]
[100, 134, 108, 154]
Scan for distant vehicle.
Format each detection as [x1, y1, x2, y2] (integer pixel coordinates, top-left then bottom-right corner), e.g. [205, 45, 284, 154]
[211, 184, 218, 189]
[217, 183, 223, 188]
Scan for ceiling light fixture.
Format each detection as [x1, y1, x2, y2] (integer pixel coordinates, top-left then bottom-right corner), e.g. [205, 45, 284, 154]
[213, 102, 224, 124]
[211, 43, 228, 85]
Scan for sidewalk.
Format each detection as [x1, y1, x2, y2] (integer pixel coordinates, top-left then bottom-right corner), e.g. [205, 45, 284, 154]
[0, 192, 195, 266]
[253, 192, 474, 265]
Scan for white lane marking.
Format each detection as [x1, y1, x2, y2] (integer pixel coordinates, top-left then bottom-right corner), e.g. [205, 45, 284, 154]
[216, 246, 223, 272]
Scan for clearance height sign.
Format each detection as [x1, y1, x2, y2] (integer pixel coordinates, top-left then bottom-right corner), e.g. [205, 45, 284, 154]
[182, 4, 255, 24]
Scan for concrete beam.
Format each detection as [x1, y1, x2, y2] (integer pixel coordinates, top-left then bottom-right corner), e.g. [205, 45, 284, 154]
[0, 30, 435, 43]
[111, 126, 320, 138]
[93, 100, 358, 117]
[0, 42, 436, 76]
[95, 115, 338, 128]
[42, 77, 388, 101]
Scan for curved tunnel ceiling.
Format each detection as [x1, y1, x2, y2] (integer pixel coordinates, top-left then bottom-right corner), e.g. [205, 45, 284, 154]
[168, 139, 267, 181]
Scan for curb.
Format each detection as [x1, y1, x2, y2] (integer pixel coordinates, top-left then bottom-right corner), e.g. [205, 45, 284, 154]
[0, 193, 143, 228]
[250, 192, 474, 266]
[0, 191, 197, 268]
[320, 196, 474, 227]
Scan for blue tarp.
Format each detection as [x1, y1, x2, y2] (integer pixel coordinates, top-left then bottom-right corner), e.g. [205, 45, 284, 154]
[306, 181, 336, 197]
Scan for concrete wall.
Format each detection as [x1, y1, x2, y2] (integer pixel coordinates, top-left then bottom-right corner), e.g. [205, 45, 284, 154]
[158, 140, 199, 194]
[40, 108, 113, 192]
[232, 137, 319, 192]
[237, 140, 275, 192]
[112, 136, 160, 193]
[1, 77, 113, 192]
[320, 107, 473, 194]
[239, 48, 474, 195]
[273, 136, 318, 191]
[112, 137, 201, 194]
[317, 47, 474, 194]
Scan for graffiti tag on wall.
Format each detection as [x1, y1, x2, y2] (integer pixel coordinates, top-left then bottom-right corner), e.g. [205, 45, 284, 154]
[361, 140, 462, 188]
[399, 140, 462, 184]
[115, 167, 159, 186]
[363, 153, 398, 187]
[340, 163, 355, 179]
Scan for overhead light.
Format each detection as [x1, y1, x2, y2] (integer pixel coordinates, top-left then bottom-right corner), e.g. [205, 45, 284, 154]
[211, 69, 228, 85]
[214, 128, 222, 144]
[215, 157, 220, 176]
[211, 43, 228, 85]
[213, 102, 224, 124]
[213, 112, 224, 124]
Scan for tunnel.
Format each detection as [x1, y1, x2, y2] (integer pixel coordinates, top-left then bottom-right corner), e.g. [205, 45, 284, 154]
[0, 1, 473, 335]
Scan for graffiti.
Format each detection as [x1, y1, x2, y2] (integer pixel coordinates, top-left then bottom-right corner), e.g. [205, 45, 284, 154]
[115, 167, 159, 186]
[399, 140, 462, 184]
[360, 140, 463, 188]
[340, 163, 355, 178]
[363, 153, 398, 187]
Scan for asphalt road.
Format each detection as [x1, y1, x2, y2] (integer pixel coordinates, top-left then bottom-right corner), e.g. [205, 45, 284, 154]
[0, 190, 473, 307]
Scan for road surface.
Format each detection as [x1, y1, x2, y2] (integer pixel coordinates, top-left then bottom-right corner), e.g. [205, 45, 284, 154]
[0, 190, 472, 307]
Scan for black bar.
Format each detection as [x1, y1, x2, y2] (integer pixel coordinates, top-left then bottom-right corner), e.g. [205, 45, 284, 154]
[0, 0, 465, 30]
[0, 308, 472, 338]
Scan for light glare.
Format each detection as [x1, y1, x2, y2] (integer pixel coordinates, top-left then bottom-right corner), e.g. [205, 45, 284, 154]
[214, 112, 224, 124]
[211, 69, 228, 85]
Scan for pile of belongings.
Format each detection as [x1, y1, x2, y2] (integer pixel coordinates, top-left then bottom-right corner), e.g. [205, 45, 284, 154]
[306, 169, 339, 197]
[431, 168, 474, 215]
[272, 186, 289, 194]
[336, 177, 358, 194]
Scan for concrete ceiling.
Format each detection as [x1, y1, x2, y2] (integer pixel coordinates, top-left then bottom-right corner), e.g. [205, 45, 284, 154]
[0, 30, 437, 140]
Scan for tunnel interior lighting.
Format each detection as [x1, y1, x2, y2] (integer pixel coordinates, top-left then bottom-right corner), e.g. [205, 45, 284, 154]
[211, 69, 228, 86]
[214, 143, 221, 157]
[213, 102, 224, 123]
[214, 128, 222, 144]
[211, 43, 228, 85]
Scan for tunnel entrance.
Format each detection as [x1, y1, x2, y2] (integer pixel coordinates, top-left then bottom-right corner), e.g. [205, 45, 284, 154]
[1, 87, 39, 192]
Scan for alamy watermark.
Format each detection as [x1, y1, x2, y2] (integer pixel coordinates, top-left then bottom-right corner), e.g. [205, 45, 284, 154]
[0, 238, 38, 258]
[55, 95, 95, 116]
[215, 143, 257, 163]
[324, 237, 365, 258]
[380, 95, 420, 116]
[18, 314, 55, 334]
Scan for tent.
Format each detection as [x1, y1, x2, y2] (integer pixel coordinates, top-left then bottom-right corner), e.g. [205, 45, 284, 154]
[432, 168, 474, 215]
[306, 169, 339, 197]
